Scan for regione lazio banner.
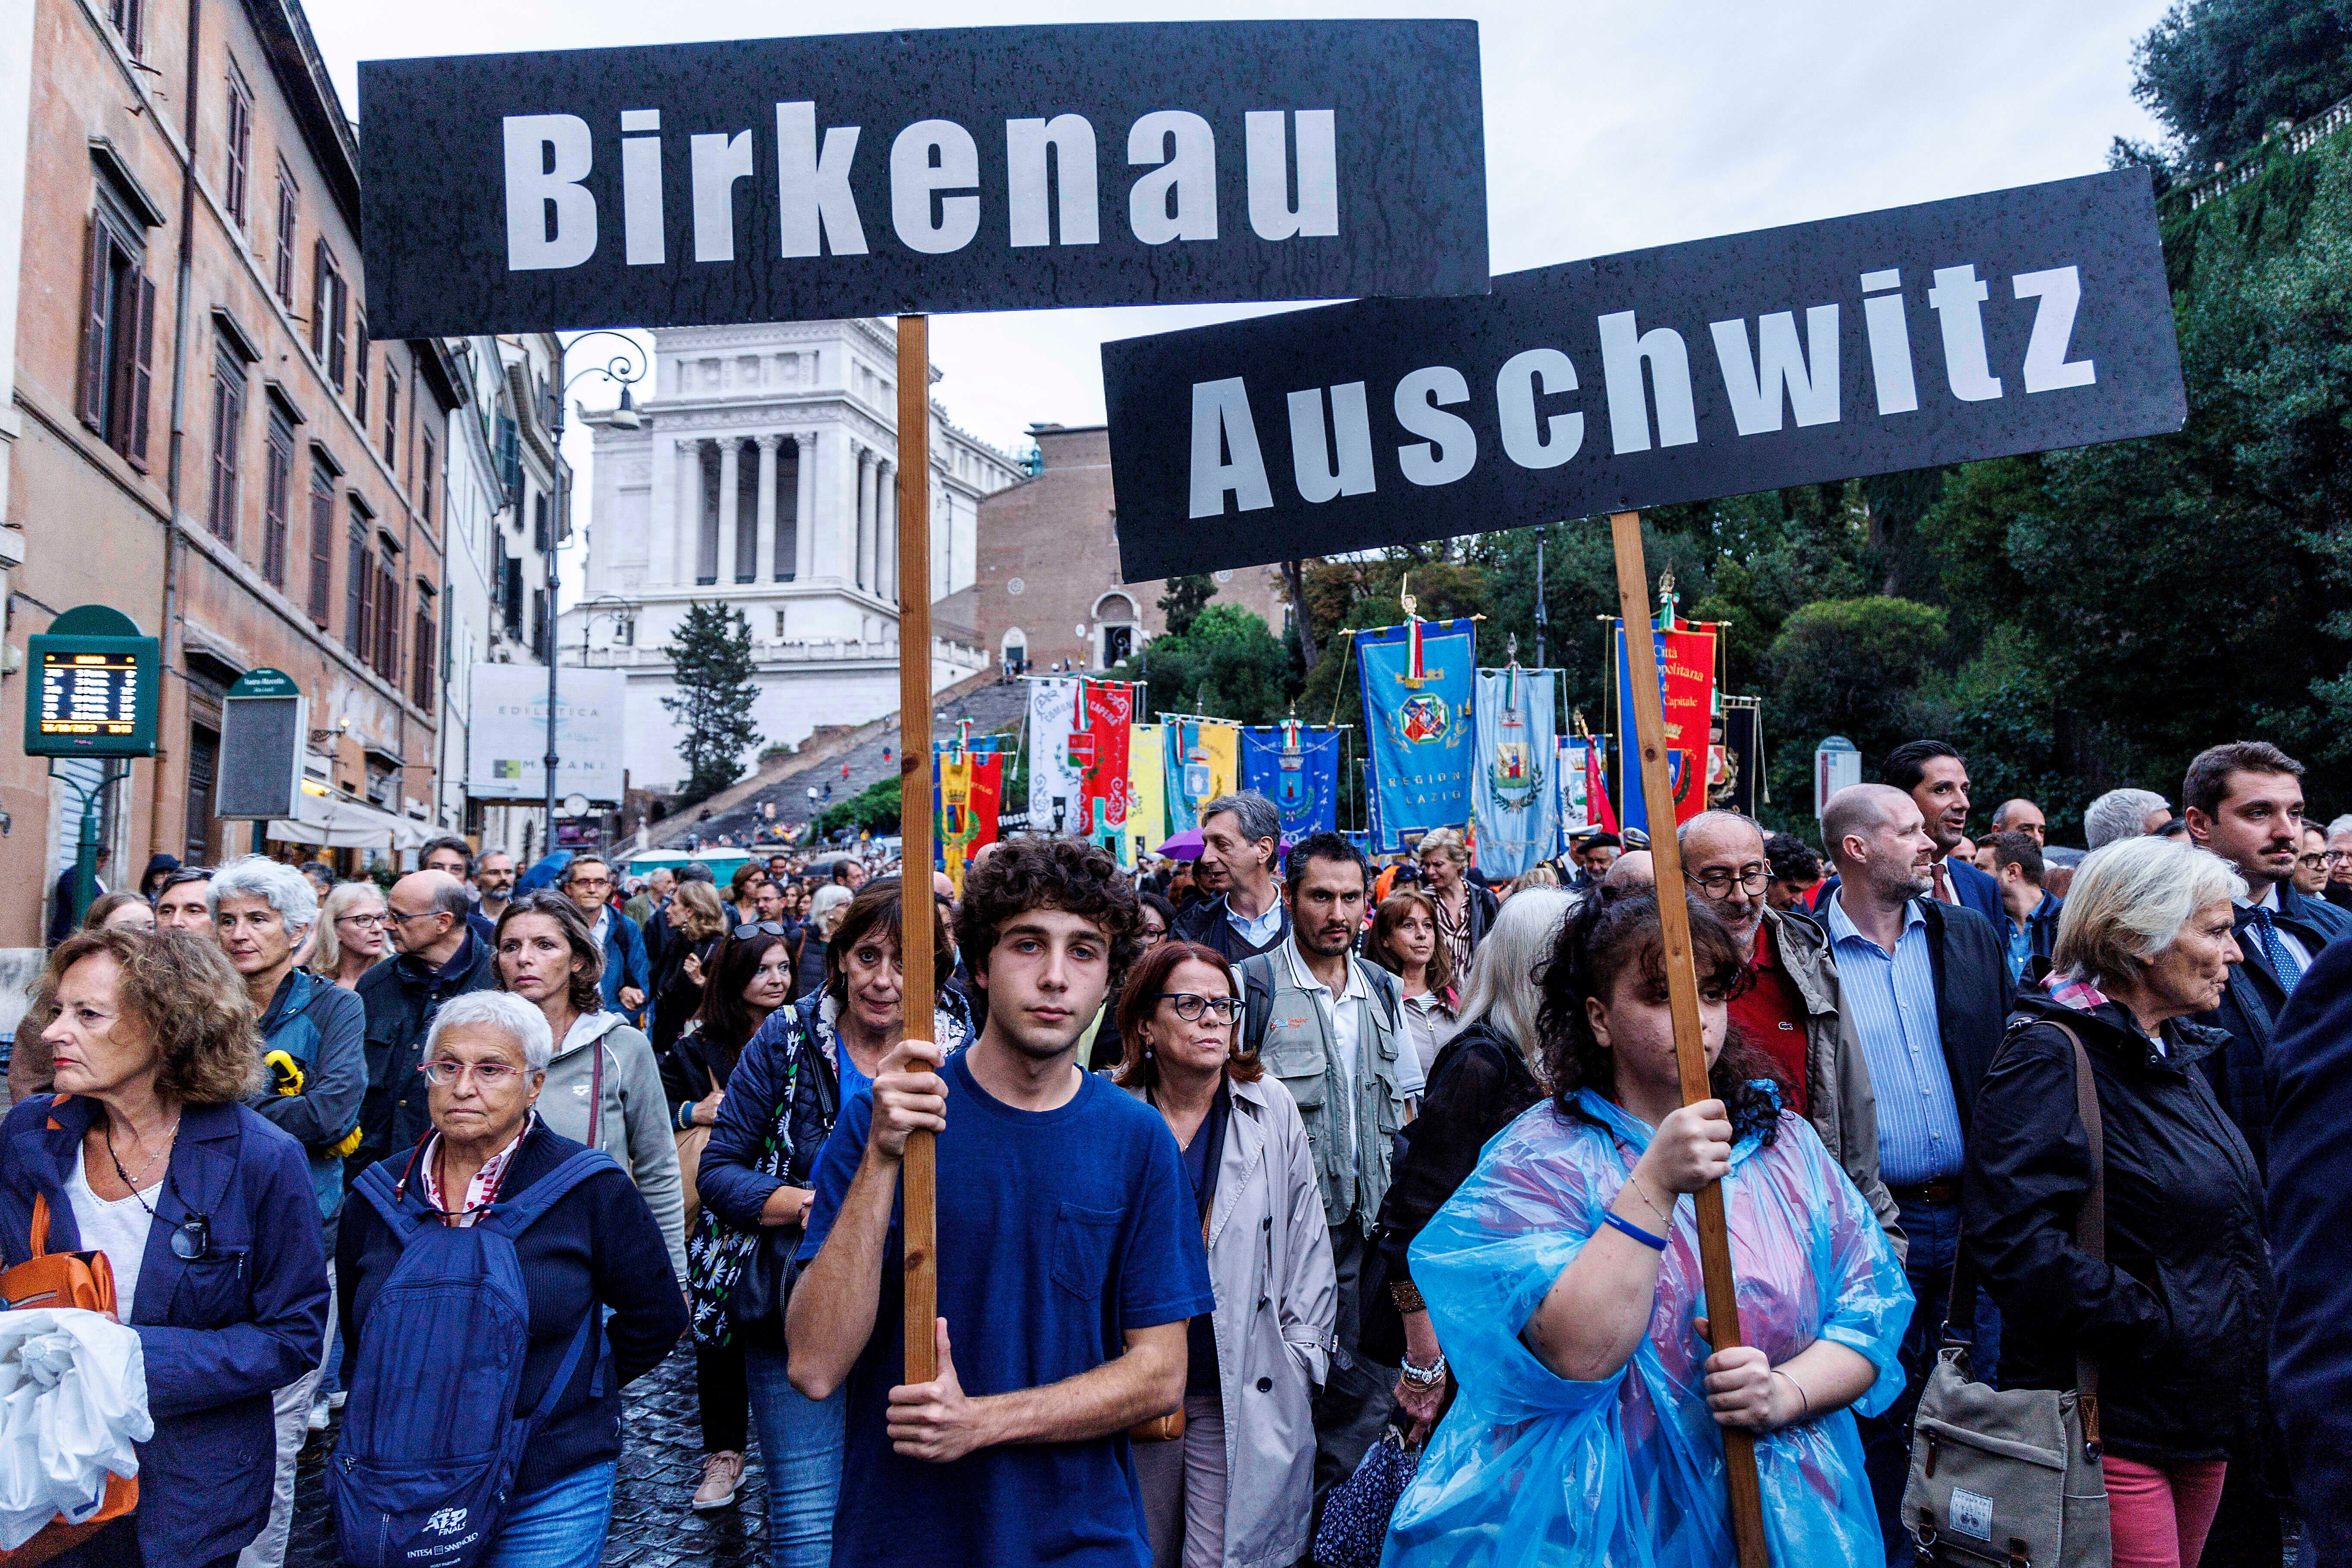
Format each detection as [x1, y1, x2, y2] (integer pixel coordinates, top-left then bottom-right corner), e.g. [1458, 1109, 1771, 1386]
[1615, 624, 1718, 830]
[1075, 681, 1134, 852]
[1026, 677, 1083, 829]
[1473, 668, 1559, 879]
[1163, 720, 1238, 834]
[934, 742, 1003, 896]
[1556, 736, 1592, 847]
[356, 22, 1487, 338]
[1127, 724, 1166, 863]
[1357, 619, 1476, 852]
[1241, 723, 1340, 839]
[1103, 170, 2185, 579]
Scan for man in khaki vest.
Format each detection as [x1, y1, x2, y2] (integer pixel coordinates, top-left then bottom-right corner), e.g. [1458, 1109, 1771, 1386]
[1239, 832, 1423, 1511]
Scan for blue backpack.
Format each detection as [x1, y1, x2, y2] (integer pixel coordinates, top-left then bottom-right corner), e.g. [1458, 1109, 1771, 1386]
[327, 1147, 619, 1568]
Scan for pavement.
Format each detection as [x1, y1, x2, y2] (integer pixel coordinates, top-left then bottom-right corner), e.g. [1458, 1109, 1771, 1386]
[285, 1346, 770, 1567]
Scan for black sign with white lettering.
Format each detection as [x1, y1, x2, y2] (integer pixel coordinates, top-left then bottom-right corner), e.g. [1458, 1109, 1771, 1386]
[357, 22, 1487, 338]
[1103, 170, 2185, 581]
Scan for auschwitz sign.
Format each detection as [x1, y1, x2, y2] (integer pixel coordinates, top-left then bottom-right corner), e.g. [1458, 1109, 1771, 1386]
[1103, 169, 2185, 581]
[357, 21, 1487, 338]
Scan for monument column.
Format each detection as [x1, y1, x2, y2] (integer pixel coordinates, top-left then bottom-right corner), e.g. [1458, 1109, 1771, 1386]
[754, 434, 780, 584]
[876, 459, 896, 603]
[674, 439, 704, 585]
[794, 432, 817, 580]
[856, 447, 878, 592]
[716, 438, 741, 586]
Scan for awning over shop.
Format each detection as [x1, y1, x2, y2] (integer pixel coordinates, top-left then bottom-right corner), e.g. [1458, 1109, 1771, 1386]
[270, 784, 434, 851]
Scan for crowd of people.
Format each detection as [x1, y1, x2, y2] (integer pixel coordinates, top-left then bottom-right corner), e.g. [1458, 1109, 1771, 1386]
[4, 736, 2351, 1568]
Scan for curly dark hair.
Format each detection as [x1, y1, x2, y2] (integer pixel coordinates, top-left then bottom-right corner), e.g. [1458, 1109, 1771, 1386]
[1536, 890, 1784, 1144]
[493, 890, 605, 1015]
[47, 928, 263, 1105]
[954, 836, 1143, 981]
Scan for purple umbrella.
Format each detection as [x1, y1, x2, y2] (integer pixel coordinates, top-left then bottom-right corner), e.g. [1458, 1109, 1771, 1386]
[1153, 829, 1205, 861]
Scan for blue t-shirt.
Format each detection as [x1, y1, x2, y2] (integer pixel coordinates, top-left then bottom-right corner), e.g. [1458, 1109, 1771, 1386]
[799, 1049, 1215, 1568]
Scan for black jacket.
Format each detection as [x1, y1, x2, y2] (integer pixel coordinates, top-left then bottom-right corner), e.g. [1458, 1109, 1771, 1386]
[339, 1121, 687, 1500]
[350, 934, 499, 1170]
[1374, 1021, 1542, 1284]
[1173, 892, 1292, 963]
[1912, 898, 2014, 1137]
[1964, 989, 2271, 1464]
[2266, 934, 2352, 1562]
[2192, 880, 2352, 1177]
[661, 1022, 745, 1132]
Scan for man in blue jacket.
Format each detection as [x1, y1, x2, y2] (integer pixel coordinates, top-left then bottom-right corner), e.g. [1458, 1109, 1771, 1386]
[562, 852, 649, 1022]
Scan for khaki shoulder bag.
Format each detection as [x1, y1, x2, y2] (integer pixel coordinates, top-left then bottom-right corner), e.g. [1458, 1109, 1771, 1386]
[1902, 1020, 2110, 1568]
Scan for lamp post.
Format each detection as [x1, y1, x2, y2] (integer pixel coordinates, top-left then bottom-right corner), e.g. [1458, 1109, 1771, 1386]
[577, 593, 637, 668]
[544, 332, 646, 853]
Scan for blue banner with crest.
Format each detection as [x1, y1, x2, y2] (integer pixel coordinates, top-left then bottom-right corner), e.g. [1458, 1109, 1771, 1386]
[1241, 723, 1341, 839]
[1355, 618, 1476, 852]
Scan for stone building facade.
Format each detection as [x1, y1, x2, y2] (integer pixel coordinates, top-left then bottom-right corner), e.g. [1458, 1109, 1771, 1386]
[975, 423, 1283, 679]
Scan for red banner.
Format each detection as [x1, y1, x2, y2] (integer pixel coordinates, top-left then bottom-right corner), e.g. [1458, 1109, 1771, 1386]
[938, 748, 1004, 896]
[1077, 681, 1134, 844]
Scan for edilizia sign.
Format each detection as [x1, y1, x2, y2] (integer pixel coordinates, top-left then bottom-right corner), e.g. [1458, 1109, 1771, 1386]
[358, 21, 1488, 338]
[1102, 170, 2185, 580]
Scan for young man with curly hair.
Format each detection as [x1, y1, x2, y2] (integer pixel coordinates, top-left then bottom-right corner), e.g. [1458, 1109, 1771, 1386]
[786, 837, 1212, 1568]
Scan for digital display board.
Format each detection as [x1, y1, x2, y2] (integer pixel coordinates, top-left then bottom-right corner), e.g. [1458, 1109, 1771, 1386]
[23, 612, 159, 758]
[38, 650, 140, 738]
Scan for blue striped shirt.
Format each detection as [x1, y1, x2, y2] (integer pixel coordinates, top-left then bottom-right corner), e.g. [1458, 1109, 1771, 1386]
[1825, 893, 1964, 1184]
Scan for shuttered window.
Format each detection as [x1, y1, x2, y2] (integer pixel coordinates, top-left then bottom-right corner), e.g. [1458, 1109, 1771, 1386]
[76, 215, 155, 469]
[305, 462, 335, 623]
[261, 412, 293, 585]
[205, 352, 244, 542]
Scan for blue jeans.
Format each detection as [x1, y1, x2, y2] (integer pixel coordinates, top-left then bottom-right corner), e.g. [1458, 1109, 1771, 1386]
[746, 1341, 846, 1568]
[1859, 1198, 2003, 1567]
[482, 1461, 617, 1568]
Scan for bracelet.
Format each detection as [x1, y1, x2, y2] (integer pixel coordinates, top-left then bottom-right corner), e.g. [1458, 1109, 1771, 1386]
[1399, 1352, 1448, 1387]
[1601, 1211, 1668, 1252]
[1389, 1279, 1427, 1314]
[1773, 1369, 1811, 1425]
[1623, 1174, 1674, 1231]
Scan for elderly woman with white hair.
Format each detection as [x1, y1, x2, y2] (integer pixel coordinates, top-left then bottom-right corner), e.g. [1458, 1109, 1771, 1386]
[336, 990, 688, 1568]
[1371, 886, 1578, 1439]
[1964, 838, 2270, 1568]
[206, 854, 369, 1568]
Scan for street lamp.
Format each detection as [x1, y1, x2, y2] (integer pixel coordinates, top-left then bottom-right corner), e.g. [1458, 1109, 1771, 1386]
[577, 593, 636, 668]
[544, 332, 648, 854]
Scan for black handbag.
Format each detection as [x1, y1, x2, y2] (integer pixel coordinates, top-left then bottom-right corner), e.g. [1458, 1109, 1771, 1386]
[724, 1224, 806, 1332]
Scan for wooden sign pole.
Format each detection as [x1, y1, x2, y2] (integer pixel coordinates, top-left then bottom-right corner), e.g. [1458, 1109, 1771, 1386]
[1608, 510, 1771, 1568]
[897, 315, 939, 1384]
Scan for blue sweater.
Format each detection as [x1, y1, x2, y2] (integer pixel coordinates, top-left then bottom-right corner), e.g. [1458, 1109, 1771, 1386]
[338, 1122, 688, 1499]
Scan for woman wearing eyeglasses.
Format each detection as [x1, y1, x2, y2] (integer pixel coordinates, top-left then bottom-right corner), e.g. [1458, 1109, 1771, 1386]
[493, 891, 687, 1285]
[308, 881, 391, 989]
[695, 878, 973, 1568]
[1114, 940, 1334, 1568]
[0, 928, 331, 1568]
[665, 926, 793, 1512]
[336, 990, 687, 1568]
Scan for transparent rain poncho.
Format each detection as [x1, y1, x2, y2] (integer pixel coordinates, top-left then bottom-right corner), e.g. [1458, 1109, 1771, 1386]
[1384, 1090, 1911, 1568]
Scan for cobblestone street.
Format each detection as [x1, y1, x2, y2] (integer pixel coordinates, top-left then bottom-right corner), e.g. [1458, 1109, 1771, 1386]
[286, 1348, 768, 1567]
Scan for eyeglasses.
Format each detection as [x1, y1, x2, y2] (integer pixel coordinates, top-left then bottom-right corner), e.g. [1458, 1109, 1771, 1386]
[1686, 867, 1772, 897]
[337, 912, 387, 929]
[2298, 853, 2333, 872]
[420, 1059, 528, 1086]
[733, 921, 789, 940]
[1156, 993, 1241, 1022]
[386, 907, 445, 926]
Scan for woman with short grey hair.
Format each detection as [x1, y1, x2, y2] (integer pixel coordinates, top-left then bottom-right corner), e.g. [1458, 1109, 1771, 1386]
[1965, 838, 2270, 1568]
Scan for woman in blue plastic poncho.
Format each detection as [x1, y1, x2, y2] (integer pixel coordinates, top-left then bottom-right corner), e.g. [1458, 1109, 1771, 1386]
[1384, 890, 1912, 1568]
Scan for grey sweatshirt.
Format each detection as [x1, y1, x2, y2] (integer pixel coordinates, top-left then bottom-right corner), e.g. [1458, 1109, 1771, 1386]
[536, 1010, 688, 1282]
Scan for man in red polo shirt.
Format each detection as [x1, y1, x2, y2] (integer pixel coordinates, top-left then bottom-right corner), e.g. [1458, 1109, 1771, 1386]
[1678, 811, 1901, 1250]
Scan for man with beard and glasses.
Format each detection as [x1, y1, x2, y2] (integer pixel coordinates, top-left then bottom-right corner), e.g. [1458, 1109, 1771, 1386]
[1237, 832, 1424, 1514]
[1818, 783, 2010, 1564]
[1678, 811, 1897, 1246]
[786, 837, 1210, 1568]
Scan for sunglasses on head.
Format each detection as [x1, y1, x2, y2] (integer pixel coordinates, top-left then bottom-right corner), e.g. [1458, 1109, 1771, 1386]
[734, 921, 789, 940]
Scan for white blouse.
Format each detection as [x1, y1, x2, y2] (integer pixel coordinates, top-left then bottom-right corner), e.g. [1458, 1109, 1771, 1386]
[65, 1155, 155, 1323]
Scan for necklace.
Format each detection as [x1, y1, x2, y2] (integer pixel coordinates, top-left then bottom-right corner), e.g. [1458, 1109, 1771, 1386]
[102, 1112, 180, 1193]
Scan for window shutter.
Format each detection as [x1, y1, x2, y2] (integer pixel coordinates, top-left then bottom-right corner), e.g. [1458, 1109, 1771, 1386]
[345, 529, 366, 653]
[78, 217, 110, 432]
[127, 274, 155, 467]
[306, 471, 334, 624]
[311, 238, 327, 357]
[330, 274, 348, 389]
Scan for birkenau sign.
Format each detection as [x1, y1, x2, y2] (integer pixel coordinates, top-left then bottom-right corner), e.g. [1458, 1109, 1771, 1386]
[1102, 169, 2185, 580]
[358, 21, 1489, 338]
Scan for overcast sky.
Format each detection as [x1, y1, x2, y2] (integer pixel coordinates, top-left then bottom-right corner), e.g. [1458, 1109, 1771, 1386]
[308, 0, 2173, 578]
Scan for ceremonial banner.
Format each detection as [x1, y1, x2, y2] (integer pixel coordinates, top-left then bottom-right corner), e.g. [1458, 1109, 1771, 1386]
[1163, 719, 1238, 833]
[1357, 618, 1476, 852]
[1241, 722, 1341, 838]
[1473, 668, 1558, 878]
[1127, 723, 1166, 864]
[1026, 677, 1084, 831]
[935, 743, 1003, 895]
[1615, 623, 1717, 830]
[1556, 735, 1591, 849]
[1076, 681, 1134, 855]
[358, 22, 1487, 338]
[1104, 169, 2187, 579]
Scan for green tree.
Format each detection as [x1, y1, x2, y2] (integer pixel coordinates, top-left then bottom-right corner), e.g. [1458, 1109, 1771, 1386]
[2132, 0, 2352, 170]
[661, 601, 763, 805]
[1114, 603, 1294, 724]
[1765, 597, 1948, 805]
[1156, 574, 1217, 636]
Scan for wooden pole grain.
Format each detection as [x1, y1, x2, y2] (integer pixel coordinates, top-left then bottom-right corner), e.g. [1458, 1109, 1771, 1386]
[897, 315, 938, 1385]
[1608, 509, 1771, 1568]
